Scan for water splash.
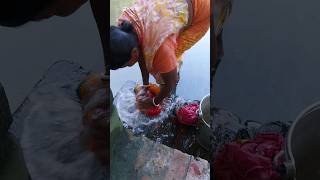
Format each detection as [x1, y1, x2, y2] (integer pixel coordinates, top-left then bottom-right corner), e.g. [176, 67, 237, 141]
[113, 81, 211, 161]
[113, 81, 185, 134]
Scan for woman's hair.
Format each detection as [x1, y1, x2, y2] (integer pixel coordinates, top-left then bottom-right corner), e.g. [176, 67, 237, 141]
[0, 0, 53, 27]
[110, 21, 138, 70]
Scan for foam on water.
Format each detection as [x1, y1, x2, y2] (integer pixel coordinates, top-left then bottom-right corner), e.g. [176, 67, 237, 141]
[113, 81, 185, 134]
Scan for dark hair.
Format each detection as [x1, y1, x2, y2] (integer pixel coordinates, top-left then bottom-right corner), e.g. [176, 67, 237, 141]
[110, 21, 138, 70]
[0, 0, 53, 27]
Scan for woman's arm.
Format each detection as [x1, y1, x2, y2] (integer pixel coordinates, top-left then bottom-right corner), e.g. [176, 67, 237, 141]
[90, 0, 107, 72]
[138, 57, 149, 85]
[154, 68, 178, 105]
[136, 68, 177, 111]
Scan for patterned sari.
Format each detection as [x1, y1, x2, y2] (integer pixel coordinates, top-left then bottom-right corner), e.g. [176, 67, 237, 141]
[118, 0, 210, 83]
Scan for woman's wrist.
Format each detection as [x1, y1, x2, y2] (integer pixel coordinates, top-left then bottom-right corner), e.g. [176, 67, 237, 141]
[143, 74, 149, 85]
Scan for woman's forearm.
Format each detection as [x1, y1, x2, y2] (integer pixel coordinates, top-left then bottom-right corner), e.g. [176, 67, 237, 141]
[143, 73, 149, 85]
[138, 58, 149, 85]
[154, 84, 174, 105]
[154, 69, 178, 105]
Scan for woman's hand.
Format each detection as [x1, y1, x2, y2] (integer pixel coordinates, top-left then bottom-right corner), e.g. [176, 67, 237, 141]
[154, 68, 178, 103]
[136, 94, 154, 113]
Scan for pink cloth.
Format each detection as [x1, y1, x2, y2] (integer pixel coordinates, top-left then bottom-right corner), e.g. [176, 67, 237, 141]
[176, 103, 199, 126]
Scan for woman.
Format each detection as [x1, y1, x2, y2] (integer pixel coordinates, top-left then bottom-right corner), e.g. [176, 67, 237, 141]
[110, 0, 210, 111]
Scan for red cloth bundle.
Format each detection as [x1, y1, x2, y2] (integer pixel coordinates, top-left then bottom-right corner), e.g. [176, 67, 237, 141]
[176, 103, 199, 126]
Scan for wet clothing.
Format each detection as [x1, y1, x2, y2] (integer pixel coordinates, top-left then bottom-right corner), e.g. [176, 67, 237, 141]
[213, 133, 284, 180]
[118, 0, 210, 84]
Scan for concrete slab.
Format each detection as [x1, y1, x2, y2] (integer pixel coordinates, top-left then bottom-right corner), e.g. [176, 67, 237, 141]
[111, 127, 210, 180]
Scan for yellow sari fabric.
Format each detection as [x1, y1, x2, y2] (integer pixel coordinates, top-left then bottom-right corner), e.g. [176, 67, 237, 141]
[118, 0, 190, 72]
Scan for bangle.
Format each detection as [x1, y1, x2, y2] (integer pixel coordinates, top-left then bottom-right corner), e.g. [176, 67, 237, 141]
[152, 97, 160, 107]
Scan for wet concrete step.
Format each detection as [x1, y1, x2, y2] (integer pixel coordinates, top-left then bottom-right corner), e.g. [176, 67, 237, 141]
[111, 127, 210, 180]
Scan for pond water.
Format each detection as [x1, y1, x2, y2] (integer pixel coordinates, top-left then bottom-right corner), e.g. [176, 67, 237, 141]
[110, 0, 210, 101]
[214, 0, 320, 123]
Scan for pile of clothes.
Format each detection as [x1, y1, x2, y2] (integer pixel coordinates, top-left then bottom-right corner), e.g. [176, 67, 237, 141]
[213, 133, 284, 180]
[211, 112, 292, 180]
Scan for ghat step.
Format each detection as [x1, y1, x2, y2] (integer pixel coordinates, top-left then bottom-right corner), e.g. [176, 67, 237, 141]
[111, 126, 210, 180]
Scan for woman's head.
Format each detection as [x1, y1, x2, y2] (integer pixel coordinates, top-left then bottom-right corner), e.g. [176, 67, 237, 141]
[110, 21, 139, 70]
[0, 0, 88, 27]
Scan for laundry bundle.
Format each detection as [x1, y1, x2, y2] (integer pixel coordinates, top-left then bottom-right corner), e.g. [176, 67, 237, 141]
[176, 103, 199, 126]
[79, 73, 108, 166]
[134, 83, 162, 117]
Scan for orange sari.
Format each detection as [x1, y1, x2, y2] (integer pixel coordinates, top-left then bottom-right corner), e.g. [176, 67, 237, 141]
[118, 0, 210, 83]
